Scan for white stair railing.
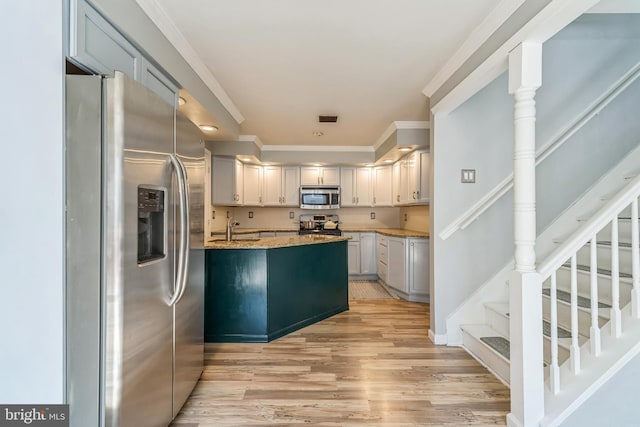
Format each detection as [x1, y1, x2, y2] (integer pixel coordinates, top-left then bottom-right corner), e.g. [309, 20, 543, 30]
[537, 174, 640, 394]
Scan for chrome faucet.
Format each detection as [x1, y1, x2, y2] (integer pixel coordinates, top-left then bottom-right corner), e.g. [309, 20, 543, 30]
[226, 218, 239, 241]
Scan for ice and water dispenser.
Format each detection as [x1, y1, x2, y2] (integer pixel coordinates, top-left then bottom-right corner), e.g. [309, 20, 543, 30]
[137, 186, 165, 264]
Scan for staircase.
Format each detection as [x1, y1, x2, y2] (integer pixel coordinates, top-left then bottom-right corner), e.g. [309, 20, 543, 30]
[457, 146, 640, 426]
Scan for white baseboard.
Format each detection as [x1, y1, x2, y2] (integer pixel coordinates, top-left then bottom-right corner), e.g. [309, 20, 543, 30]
[428, 329, 448, 345]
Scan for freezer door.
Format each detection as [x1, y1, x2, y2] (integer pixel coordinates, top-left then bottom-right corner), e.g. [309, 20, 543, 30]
[103, 72, 175, 427]
[173, 112, 205, 418]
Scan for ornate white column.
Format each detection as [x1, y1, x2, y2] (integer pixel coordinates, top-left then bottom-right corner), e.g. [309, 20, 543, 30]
[507, 42, 545, 427]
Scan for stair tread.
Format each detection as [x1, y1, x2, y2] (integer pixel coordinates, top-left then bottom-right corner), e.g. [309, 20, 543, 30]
[598, 241, 635, 249]
[542, 288, 611, 309]
[561, 262, 632, 279]
[480, 336, 510, 360]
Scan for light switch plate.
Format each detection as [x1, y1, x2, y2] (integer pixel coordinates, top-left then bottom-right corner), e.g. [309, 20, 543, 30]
[289, 211, 294, 219]
[370, 212, 375, 220]
[248, 211, 254, 218]
[461, 169, 476, 183]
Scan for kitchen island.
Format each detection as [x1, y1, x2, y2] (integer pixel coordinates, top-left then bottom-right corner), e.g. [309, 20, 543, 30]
[204, 235, 349, 342]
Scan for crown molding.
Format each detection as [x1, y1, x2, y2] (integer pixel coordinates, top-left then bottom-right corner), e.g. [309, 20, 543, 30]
[373, 121, 431, 150]
[135, 0, 244, 124]
[422, 0, 524, 98]
[261, 145, 374, 153]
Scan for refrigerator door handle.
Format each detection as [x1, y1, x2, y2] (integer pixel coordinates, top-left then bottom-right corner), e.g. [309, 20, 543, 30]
[174, 156, 190, 304]
[168, 154, 187, 306]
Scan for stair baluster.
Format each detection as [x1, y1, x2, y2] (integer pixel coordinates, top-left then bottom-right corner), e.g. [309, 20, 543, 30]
[549, 271, 560, 394]
[569, 254, 580, 374]
[632, 198, 640, 319]
[589, 237, 601, 356]
[611, 218, 622, 338]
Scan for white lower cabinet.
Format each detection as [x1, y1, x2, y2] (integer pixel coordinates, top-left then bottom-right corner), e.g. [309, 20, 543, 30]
[378, 234, 429, 302]
[359, 233, 376, 275]
[346, 232, 377, 277]
[387, 237, 407, 293]
[348, 241, 361, 275]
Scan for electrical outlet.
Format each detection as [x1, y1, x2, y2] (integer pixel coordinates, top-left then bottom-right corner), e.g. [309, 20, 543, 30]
[248, 211, 254, 218]
[289, 211, 294, 219]
[211, 210, 215, 220]
[404, 213, 408, 222]
[370, 212, 375, 220]
[226, 210, 230, 219]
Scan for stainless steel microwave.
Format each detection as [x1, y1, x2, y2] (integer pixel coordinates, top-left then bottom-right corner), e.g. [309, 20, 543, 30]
[300, 186, 340, 209]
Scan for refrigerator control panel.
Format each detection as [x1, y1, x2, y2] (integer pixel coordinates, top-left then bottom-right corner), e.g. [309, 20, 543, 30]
[138, 187, 165, 264]
[138, 187, 165, 213]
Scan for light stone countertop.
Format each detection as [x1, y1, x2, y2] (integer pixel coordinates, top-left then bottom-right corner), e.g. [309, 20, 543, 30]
[205, 234, 350, 249]
[341, 228, 429, 238]
[211, 227, 428, 239]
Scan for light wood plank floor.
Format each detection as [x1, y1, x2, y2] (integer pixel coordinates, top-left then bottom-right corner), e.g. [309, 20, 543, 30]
[171, 299, 509, 426]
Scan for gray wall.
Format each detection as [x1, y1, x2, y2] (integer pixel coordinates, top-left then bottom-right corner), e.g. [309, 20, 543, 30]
[430, 14, 640, 336]
[0, 2, 65, 402]
[561, 352, 640, 427]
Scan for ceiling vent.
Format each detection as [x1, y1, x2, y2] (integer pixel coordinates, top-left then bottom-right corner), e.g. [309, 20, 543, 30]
[318, 115, 338, 123]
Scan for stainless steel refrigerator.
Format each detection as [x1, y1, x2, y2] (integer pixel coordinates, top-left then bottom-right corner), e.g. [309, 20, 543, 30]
[65, 71, 204, 427]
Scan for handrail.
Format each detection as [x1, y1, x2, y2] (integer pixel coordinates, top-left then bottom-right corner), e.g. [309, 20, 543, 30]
[439, 60, 640, 241]
[538, 174, 640, 279]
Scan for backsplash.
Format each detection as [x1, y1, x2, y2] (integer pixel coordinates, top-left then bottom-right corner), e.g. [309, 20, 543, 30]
[400, 205, 429, 232]
[209, 205, 428, 234]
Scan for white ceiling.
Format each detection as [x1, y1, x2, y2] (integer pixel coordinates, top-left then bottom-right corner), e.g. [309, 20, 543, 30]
[153, 0, 501, 146]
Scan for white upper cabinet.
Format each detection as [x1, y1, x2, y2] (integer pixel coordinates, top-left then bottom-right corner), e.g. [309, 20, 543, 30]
[282, 167, 301, 206]
[141, 59, 178, 107]
[393, 162, 401, 206]
[340, 167, 372, 207]
[263, 166, 282, 206]
[392, 150, 430, 206]
[373, 166, 393, 206]
[300, 166, 340, 186]
[263, 166, 300, 206]
[243, 164, 263, 206]
[212, 157, 243, 206]
[69, 0, 177, 107]
[418, 151, 430, 203]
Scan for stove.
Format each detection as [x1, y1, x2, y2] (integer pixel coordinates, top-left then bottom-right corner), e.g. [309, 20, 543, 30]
[298, 214, 342, 236]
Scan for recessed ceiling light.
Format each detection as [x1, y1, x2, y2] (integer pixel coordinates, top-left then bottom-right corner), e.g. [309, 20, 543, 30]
[384, 159, 393, 163]
[240, 157, 252, 162]
[312, 131, 324, 137]
[364, 163, 374, 167]
[199, 124, 218, 132]
[398, 147, 412, 152]
[178, 97, 186, 106]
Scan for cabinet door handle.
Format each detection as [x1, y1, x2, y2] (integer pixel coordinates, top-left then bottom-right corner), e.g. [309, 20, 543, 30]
[373, 197, 376, 204]
[416, 191, 420, 199]
[356, 197, 359, 204]
[352, 197, 355, 204]
[396, 195, 400, 202]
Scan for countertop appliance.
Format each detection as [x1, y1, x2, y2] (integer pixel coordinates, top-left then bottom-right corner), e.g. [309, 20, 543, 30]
[298, 214, 342, 236]
[65, 72, 204, 427]
[300, 185, 340, 209]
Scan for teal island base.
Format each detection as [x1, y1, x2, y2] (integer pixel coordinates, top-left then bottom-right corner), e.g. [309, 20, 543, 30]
[205, 239, 348, 342]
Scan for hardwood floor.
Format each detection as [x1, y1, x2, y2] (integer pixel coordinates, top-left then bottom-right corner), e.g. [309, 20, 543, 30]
[171, 299, 509, 426]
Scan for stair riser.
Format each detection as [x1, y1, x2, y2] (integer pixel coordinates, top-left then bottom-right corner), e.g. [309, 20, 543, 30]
[598, 219, 639, 245]
[575, 245, 635, 276]
[461, 330, 510, 384]
[553, 268, 632, 307]
[543, 336, 570, 365]
[542, 296, 608, 337]
[486, 307, 509, 337]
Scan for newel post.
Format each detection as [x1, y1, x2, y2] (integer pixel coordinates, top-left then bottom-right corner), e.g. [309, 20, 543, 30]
[507, 42, 545, 427]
